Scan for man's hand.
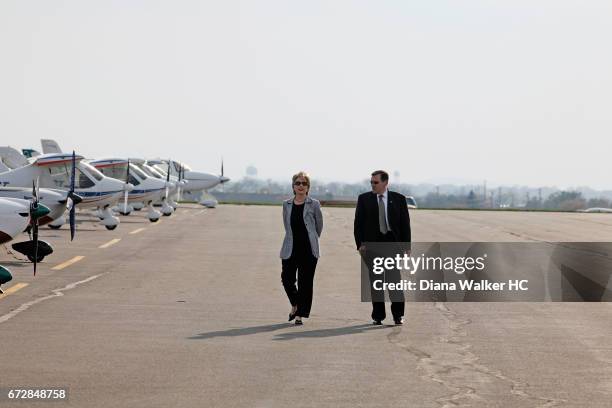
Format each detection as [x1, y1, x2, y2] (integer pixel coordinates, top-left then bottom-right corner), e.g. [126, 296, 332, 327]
[358, 245, 366, 254]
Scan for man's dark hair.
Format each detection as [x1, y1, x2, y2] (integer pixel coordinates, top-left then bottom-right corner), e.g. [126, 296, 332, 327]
[371, 170, 389, 182]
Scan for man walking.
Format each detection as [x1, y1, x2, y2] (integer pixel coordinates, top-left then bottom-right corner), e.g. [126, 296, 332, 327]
[354, 170, 411, 325]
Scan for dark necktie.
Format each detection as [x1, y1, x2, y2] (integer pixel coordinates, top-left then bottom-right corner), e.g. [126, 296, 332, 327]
[378, 195, 388, 234]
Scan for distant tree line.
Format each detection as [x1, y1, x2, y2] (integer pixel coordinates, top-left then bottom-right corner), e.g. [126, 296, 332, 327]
[214, 177, 612, 211]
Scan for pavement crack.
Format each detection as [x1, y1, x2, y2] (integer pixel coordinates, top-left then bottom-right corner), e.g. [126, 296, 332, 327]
[387, 303, 566, 408]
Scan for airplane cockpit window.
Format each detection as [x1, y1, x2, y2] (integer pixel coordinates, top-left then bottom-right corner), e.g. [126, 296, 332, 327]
[129, 174, 140, 186]
[141, 165, 163, 179]
[130, 165, 148, 180]
[155, 168, 168, 178]
[47, 164, 95, 189]
[80, 162, 104, 181]
[97, 163, 141, 186]
[173, 162, 190, 172]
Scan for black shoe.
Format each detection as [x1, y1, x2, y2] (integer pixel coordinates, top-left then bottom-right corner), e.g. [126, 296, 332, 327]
[288, 312, 296, 322]
[394, 317, 404, 325]
[295, 319, 303, 325]
[372, 320, 382, 325]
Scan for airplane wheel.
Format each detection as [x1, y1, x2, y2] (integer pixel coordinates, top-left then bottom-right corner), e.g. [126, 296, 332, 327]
[132, 208, 142, 211]
[105, 225, 118, 231]
[149, 218, 159, 223]
[162, 213, 172, 217]
[27, 254, 45, 263]
[48, 224, 62, 230]
[119, 212, 131, 216]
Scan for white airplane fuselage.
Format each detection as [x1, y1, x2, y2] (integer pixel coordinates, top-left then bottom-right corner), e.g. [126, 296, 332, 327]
[0, 160, 124, 209]
[0, 197, 31, 244]
[89, 159, 165, 205]
[0, 187, 66, 226]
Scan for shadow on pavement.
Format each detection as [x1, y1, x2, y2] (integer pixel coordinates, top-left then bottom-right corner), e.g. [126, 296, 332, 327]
[188, 323, 292, 339]
[188, 322, 391, 341]
[271, 323, 390, 341]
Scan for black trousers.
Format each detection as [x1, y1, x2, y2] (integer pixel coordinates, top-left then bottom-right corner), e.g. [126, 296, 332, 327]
[368, 232, 405, 322]
[281, 252, 318, 318]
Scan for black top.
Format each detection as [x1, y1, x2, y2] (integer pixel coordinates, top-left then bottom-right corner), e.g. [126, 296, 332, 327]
[291, 202, 311, 257]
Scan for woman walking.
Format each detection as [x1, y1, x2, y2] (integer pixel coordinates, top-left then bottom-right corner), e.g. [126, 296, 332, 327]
[280, 172, 323, 325]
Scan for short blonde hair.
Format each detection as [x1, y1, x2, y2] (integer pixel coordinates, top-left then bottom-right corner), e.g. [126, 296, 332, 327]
[292, 171, 311, 195]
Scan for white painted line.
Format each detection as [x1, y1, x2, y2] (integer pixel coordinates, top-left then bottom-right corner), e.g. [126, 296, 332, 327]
[129, 228, 146, 235]
[51, 256, 85, 271]
[98, 238, 121, 249]
[0, 274, 106, 324]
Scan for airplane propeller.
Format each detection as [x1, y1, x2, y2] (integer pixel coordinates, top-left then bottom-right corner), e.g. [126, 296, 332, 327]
[219, 158, 228, 192]
[66, 150, 81, 241]
[28, 178, 51, 275]
[165, 160, 171, 201]
[176, 164, 183, 203]
[122, 159, 130, 215]
[10, 183, 51, 274]
[31, 180, 39, 275]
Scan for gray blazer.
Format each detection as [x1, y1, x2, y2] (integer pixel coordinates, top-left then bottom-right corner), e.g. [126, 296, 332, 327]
[280, 196, 324, 259]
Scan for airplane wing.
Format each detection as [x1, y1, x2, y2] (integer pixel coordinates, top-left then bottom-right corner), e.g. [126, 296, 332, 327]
[33, 153, 84, 166]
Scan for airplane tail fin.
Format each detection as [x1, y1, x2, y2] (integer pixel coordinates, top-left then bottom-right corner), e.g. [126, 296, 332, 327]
[41, 139, 62, 154]
[0, 146, 29, 169]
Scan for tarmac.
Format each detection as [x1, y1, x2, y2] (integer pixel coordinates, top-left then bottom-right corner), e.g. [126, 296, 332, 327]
[1, 204, 612, 407]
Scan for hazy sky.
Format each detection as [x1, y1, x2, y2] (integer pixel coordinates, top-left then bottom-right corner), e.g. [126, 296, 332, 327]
[1, 1, 610, 189]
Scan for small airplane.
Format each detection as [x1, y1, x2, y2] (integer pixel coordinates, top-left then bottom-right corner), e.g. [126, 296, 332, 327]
[0, 184, 52, 292]
[580, 208, 612, 213]
[41, 139, 228, 207]
[89, 158, 172, 221]
[146, 159, 229, 208]
[137, 160, 185, 210]
[0, 147, 127, 230]
[129, 159, 176, 215]
[0, 186, 74, 227]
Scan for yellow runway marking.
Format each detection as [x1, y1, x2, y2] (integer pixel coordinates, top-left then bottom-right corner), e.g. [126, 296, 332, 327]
[51, 256, 85, 271]
[0, 283, 28, 301]
[98, 238, 121, 249]
[129, 228, 146, 235]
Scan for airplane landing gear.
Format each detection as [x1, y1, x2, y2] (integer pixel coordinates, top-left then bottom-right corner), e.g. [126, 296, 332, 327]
[99, 206, 120, 230]
[146, 202, 162, 223]
[161, 199, 174, 216]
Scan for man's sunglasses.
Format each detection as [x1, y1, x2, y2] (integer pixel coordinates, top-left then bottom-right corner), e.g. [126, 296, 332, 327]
[294, 181, 309, 186]
[370, 180, 380, 185]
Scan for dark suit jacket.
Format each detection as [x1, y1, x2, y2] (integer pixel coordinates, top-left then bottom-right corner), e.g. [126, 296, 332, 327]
[354, 191, 411, 249]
